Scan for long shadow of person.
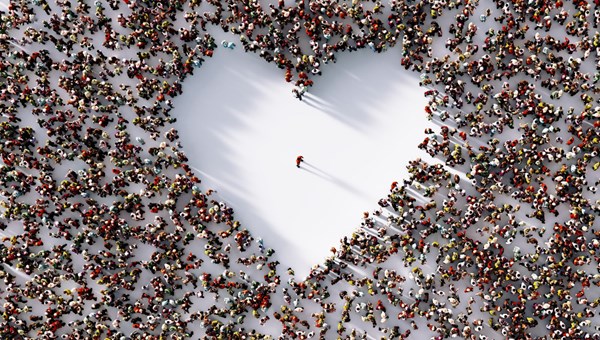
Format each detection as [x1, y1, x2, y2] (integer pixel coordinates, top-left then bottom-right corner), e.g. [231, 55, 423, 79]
[300, 161, 366, 197]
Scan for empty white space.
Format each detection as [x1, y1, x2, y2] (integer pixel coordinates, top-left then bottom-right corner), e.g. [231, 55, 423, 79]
[173, 31, 430, 278]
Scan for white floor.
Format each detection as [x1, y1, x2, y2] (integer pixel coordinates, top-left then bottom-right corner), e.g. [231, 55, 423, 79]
[173, 30, 433, 278]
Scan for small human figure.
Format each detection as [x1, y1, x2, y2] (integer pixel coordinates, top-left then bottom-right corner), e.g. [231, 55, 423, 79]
[296, 156, 304, 168]
[221, 40, 236, 49]
[292, 88, 303, 100]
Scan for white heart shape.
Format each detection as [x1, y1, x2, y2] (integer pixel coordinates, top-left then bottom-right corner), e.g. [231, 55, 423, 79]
[173, 33, 430, 278]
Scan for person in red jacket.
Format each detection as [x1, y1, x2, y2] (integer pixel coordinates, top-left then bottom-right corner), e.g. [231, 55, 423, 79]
[296, 156, 304, 168]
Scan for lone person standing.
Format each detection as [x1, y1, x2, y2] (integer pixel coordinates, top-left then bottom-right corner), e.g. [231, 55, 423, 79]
[296, 155, 304, 168]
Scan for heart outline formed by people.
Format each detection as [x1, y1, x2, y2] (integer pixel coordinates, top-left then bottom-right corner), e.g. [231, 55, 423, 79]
[169, 33, 431, 279]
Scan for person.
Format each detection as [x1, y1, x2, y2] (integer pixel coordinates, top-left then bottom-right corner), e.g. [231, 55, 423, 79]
[296, 155, 304, 168]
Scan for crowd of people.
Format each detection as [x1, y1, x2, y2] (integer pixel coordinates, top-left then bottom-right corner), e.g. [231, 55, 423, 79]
[0, 0, 599, 338]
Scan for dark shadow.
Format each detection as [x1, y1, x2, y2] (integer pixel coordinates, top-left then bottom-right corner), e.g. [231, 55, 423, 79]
[302, 45, 423, 133]
[301, 96, 329, 112]
[300, 161, 366, 197]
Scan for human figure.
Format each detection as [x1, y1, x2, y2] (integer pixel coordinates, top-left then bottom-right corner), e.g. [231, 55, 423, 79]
[296, 156, 304, 168]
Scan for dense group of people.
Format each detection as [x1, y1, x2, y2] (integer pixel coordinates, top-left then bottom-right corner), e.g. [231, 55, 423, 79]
[0, 0, 599, 338]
